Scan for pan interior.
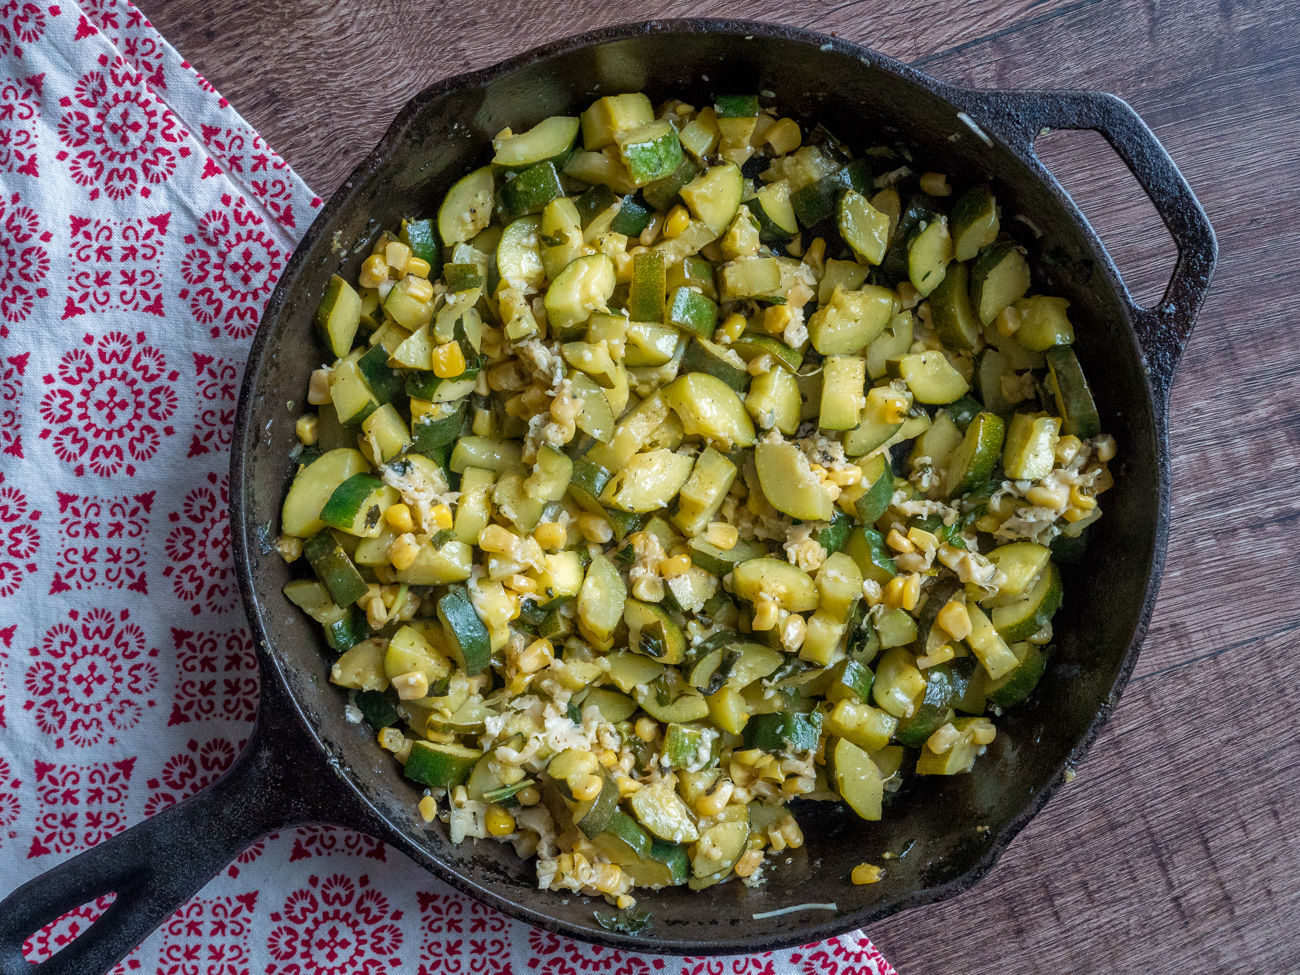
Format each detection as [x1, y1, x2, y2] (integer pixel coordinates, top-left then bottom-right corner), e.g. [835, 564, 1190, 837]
[235, 23, 1162, 953]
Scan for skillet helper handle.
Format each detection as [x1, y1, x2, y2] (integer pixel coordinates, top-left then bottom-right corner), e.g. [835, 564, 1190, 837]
[0, 707, 315, 975]
[955, 88, 1217, 403]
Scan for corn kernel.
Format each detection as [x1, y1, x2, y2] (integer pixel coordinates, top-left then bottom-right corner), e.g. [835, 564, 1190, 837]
[936, 599, 972, 642]
[927, 722, 961, 754]
[918, 172, 952, 196]
[384, 503, 415, 534]
[694, 780, 734, 817]
[571, 773, 604, 803]
[907, 526, 939, 551]
[431, 503, 454, 530]
[635, 716, 659, 743]
[516, 637, 554, 675]
[534, 521, 567, 551]
[901, 573, 921, 612]
[705, 522, 738, 550]
[388, 532, 421, 572]
[307, 368, 332, 405]
[432, 341, 467, 379]
[506, 573, 538, 594]
[975, 513, 1002, 533]
[852, 863, 883, 885]
[1026, 483, 1069, 510]
[995, 305, 1022, 338]
[359, 253, 389, 289]
[658, 554, 691, 579]
[733, 848, 764, 878]
[485, 803, 516, 836]
[615, 893, 636, 910]
[862, 578, 883, 607]
[392, 670, 429, 701]
[577, 512, 613, 544]
[385, 240, 411, 273]
[406, 275, 434, 302]
[1094, 434, 1117, 463]
[479, 524, 518, 554]
[751, 596, 780, 631]
[1069, 485, 1097, 511]
[717, 312, 747, 344]
[295, 414, 318, 445]
[765, 117, 803, 155]
[517, 786, 541, 807]
[867, 386, 909, 425]
[406, 256, 432, 279]
[886, 529, 915, 554]
[1055, 434, 1084, 466]
[664, 205, 690, 238]
[883, 574, 908, 611]
[762, 303, 794, 336]
[915, 643, 956, 669]
[780, 612, 806, 651]
[616, 774, 641, 797]
[638, 212, 664, 247]
[472, 407, 494, 437]
[1062, 505, 1092, 523]
[418, 795, 437, 822]
[971, 721, 997, 745]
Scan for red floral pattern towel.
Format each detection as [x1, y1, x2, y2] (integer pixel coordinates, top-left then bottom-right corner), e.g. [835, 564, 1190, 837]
[0, 3, 897, 972]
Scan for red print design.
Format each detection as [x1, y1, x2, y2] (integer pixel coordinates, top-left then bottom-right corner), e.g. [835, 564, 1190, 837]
[1, 351, 29, 456]
[23, 607, 159, 748]
[169, 625, 257, 726]
[227, 836, 269, 879]
[418, 892, 510, 975]
[0, 624, 13, 727]
[199, 123, 301, 229]
[289, 825, 387, 863]
[789, 934, 896, 975]
[163, 472, 235, 615]
[681, 958, 777, 975]
[50, 489, 153, 594]
[56, 52, 189, 200]
[0, 755, 20, 844]
[21, 894, 135, 971]
[39, 331, 177, 476]
[81, 0, 166, 89]
[0, 191, 52, 326]
[190, 352, 241, 457]
[29, 756, 136, 857]
[0, 73, 41, 177]
[266, 873, 404, 975]
[144, 737, 241, 815]
[0, 0, 45, 58]
[180, 193, 285, 339]
[158, 893, 259, 975]
[63, 212, 169, 317]
[0, 471, 40, 599]
[526, 928, 669, 974]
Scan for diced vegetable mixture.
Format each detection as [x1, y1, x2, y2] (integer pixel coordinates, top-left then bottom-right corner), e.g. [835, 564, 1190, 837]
[279, 90, 1117, 907]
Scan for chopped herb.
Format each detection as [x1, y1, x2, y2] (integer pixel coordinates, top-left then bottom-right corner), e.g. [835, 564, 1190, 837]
[593, 908, 653, 935]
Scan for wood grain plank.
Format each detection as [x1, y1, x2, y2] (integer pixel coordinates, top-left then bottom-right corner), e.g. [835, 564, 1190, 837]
[134, 0, 1090, 192]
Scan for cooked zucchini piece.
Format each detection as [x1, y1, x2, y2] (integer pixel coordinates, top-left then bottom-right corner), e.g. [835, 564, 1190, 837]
[1003, 412, 1061, 480]
[985, 641, 1047, 707]
[828, 737, 884, 821]
[405, 741, 481, 789]
[820, 355, 868, 431]
[314, 275, 362, 358]
[930, 260, 981, 350]
[493, 115, 579, 171]
[663, 372, 756, 449]
[839, 189, 891, 266]
[546, 254, 616, 335]
[303, 529, 369, 607]
[577, 553, 624, 649]
[992, 562, 1063, 643]
[629, 779, 699, 843]
[1011, 296, 1074, 351]
[437, 587, 491, 675]
[642, 155, 704, 213]
[680, 337, 749, 392]
[617, 118, 684, 187]
[807, 286, 897, 355]
[496, 161, 564, 224]
[888, 351, 970, 405]
[950, 183, 1000, 262]
[399, 217, 440, 268]
[679, 162, 744, 235]
[743, 711, 822, 753]
[719, 256, 782, 302]
[320, 473, 398, 538]
[752, 180, 799, 242]
[1046, 346, 1101, 438]
[970, 239, 1031, 325]
[944, 411, 1005, 498]
[755, 441, 834, 522]
[745, 365, 802, 436]
[438, 166, 495, 247]
[581, 93, 655, 150]
[666, 286, 719, 339]
[730, 557, 818, 613]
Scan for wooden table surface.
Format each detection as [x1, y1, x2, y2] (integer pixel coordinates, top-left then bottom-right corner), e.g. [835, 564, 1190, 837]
[133, 0, 1300, 970]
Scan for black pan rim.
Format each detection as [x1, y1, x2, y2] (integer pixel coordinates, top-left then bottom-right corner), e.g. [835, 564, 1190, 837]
[231, 17, 1171, 955]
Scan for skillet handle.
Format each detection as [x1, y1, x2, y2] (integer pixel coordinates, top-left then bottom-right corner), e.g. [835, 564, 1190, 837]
[954, 88, 1217, 404]
[0, 686, 333, 975]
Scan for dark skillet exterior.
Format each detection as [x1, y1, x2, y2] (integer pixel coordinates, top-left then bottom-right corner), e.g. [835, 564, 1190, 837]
[229, 20, 1210, 954]
[0, 21, 1215, 972]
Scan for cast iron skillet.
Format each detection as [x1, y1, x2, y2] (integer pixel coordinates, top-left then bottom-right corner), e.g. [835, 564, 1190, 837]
[0, 19, 1215, 973]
